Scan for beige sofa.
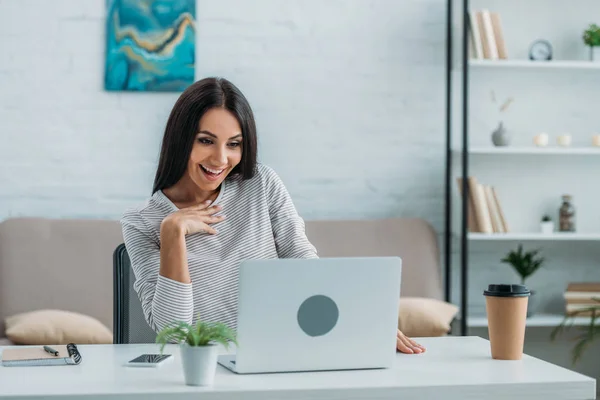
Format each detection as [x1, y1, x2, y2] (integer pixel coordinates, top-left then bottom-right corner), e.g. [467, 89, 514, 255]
[0, 217, 449, 345]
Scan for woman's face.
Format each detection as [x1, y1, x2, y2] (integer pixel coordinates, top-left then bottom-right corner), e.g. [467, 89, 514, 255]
[187, 107, 243, 193]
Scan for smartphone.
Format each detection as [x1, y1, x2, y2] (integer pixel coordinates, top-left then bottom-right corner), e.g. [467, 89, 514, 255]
[125, 354, 173, 367]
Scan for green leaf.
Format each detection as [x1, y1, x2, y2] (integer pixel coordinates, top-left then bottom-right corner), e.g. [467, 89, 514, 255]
[155, 314, 238, 353]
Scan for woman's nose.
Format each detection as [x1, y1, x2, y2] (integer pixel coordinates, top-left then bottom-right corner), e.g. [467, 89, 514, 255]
[214, 146, 228, 165]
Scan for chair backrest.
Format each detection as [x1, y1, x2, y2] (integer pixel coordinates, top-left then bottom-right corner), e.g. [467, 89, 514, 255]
[113, 243, 157, 344]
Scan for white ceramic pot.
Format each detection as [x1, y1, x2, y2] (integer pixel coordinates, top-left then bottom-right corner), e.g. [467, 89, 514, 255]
[591, 46, 600, 62]
[180, 343, 219, 386]
[540, 221, 554, 234]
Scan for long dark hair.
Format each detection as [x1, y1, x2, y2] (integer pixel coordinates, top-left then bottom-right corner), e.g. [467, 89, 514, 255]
[152, 77, 258, 194]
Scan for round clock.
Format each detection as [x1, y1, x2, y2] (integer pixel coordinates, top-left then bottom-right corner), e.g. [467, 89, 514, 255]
[529, 40, 553, 61]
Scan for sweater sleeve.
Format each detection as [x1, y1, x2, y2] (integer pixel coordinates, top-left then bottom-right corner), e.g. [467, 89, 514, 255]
[120, 209, 194, 333]
[263, 166, 318, 259]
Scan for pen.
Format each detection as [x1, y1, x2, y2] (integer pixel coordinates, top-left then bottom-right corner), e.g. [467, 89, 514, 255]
[43, 345, 59, 356]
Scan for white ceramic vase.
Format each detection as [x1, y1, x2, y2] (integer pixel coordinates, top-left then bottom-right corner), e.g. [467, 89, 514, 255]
[180, 343, 219, 386]
[540, 221, 554, 234]
[592, 46, 600, 62]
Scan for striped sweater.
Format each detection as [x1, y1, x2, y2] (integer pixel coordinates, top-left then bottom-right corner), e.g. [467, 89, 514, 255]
[121, 163, 318, 333]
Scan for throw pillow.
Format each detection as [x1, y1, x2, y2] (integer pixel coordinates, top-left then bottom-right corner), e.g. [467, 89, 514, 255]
[398, 297, 459, 337]
[5, 309, 113, 345]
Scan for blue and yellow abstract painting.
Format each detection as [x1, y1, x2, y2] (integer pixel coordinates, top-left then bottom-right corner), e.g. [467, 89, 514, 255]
[105, 0, 196, 92]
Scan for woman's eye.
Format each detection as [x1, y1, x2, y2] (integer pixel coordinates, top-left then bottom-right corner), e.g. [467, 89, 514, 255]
[228, 142, 241, 147]
[198, 138, 212, 144]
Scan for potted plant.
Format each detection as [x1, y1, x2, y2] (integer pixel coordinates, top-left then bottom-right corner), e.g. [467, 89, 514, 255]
[156, 317, 237, 386]
[551, 299, 600, 365]
[583, 23, 600, 61]
[540, 215, 554, 234]
[501, 244, 545, 317]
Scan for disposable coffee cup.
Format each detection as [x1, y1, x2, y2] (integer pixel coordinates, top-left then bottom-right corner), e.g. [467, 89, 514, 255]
[484, 284, 530, 360]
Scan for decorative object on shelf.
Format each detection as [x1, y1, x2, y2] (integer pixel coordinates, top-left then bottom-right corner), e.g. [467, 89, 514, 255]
[582, 23, 600, 62]
[559, 195, 576, 232]
[156, 316, 237, 386]
[490, 91, 514, 147]
[556, 134, 572, 147]
[592, 134, 600, 147]
[491, 122, 510, 146]
[529, 39, 553, 61]
[501, 244, 545, 318]
[533, 132, 549, 147]
[540, 215, 554, 234]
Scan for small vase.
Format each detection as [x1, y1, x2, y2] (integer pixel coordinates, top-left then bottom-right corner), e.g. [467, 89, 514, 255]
[540, 221, 554, 234]
[591, 46, 600, 62]
[491, 122, 511, 147]
[180, 343, 219, 386]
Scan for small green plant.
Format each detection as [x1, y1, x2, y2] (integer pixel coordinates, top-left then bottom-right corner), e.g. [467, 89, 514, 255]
[551, 299, 600, 365]
[542, 215, 551, 222]
[156, 315, 237, 353]
[583, 23, 600, 47]
[501, 244, 545, 285]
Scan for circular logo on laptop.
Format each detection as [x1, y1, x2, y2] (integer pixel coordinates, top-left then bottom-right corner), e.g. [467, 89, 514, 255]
[297, 295, 339, 337]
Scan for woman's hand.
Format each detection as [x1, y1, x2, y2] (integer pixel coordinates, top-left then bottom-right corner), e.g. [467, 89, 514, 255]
[161, 200, 225, 236]
[396, 330, 426, 354]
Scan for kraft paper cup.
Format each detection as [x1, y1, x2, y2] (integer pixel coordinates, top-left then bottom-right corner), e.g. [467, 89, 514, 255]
[484, 284, 530, 360]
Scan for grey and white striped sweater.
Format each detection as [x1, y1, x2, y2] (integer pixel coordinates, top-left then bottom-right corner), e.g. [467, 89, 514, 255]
[121, 163, 318, 333]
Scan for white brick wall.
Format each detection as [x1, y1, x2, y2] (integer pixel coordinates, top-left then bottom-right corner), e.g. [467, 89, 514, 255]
[0, 0, 447, 229]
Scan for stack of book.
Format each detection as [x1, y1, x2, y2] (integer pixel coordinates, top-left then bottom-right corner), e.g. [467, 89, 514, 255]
[468, 9, 508, 60]
[564, 283, 600, 317]
[456, 176, 509, 234]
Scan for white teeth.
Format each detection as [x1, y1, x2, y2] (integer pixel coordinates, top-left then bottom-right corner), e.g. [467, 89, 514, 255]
[202, 165, 224, 174]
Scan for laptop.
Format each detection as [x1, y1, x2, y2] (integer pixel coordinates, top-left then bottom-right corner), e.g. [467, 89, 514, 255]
[217, 256, 401, 374]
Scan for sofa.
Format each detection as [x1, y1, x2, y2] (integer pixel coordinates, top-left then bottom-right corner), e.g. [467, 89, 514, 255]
[0, 217, 456, 346]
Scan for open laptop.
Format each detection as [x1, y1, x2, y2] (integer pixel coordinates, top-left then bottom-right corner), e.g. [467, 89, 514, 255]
[217, 256, 401, 374]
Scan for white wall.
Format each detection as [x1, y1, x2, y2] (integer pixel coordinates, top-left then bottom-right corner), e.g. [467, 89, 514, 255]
[0, 0, 447, 228]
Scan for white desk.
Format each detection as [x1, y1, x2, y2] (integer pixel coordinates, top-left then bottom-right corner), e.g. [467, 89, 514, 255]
[0, 336, 596, 400]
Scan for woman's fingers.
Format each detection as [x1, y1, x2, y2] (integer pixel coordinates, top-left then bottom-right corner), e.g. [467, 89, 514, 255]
[408, 337, 426, 352]
[396, 331, 424, 354]
[396, 335, 414, 354]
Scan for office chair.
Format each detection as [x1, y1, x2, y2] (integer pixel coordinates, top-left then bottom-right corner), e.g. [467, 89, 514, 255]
[113, 243, 158, 344]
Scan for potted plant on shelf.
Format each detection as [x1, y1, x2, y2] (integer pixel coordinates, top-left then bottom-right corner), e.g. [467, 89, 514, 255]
[540, 215, 554, 234]
[583, 23, 600, 62]
[501, 244, 545, 317]
[156, 316, 237, 386]
[550, 299, 600, 365]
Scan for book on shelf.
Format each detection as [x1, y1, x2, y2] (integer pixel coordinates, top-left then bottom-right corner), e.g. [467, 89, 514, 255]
[468, 9, 508, 60]
[564, 282, 600, 317]
[456, 176, 509, 234]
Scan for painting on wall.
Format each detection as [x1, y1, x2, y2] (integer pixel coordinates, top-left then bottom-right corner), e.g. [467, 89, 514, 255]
[104, 0, 196, 92]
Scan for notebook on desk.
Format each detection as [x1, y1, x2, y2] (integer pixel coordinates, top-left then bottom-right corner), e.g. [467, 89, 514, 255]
[1, 343, 82, 367]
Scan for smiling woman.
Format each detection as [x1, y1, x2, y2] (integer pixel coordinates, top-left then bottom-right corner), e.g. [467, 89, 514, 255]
[120, 77, 425, 355]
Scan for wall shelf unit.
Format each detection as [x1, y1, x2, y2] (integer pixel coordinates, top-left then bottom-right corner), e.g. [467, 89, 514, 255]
[469, 59, 600, 70]
[444, 1, 600, 336]
[468, 232, 600, 241]
[453, 147, 600, 155]
[465, 313, 600, 328]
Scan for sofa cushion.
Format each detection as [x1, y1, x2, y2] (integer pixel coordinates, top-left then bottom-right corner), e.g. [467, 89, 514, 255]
[398, 297, 459, 337]
[5, 309, 113, 345]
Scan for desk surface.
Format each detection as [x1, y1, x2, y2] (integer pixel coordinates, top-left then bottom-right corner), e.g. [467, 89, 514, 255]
[0, 336, 596, 400]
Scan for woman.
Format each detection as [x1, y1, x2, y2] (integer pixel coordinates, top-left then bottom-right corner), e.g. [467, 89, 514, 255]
[121, 77, 425, 355]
